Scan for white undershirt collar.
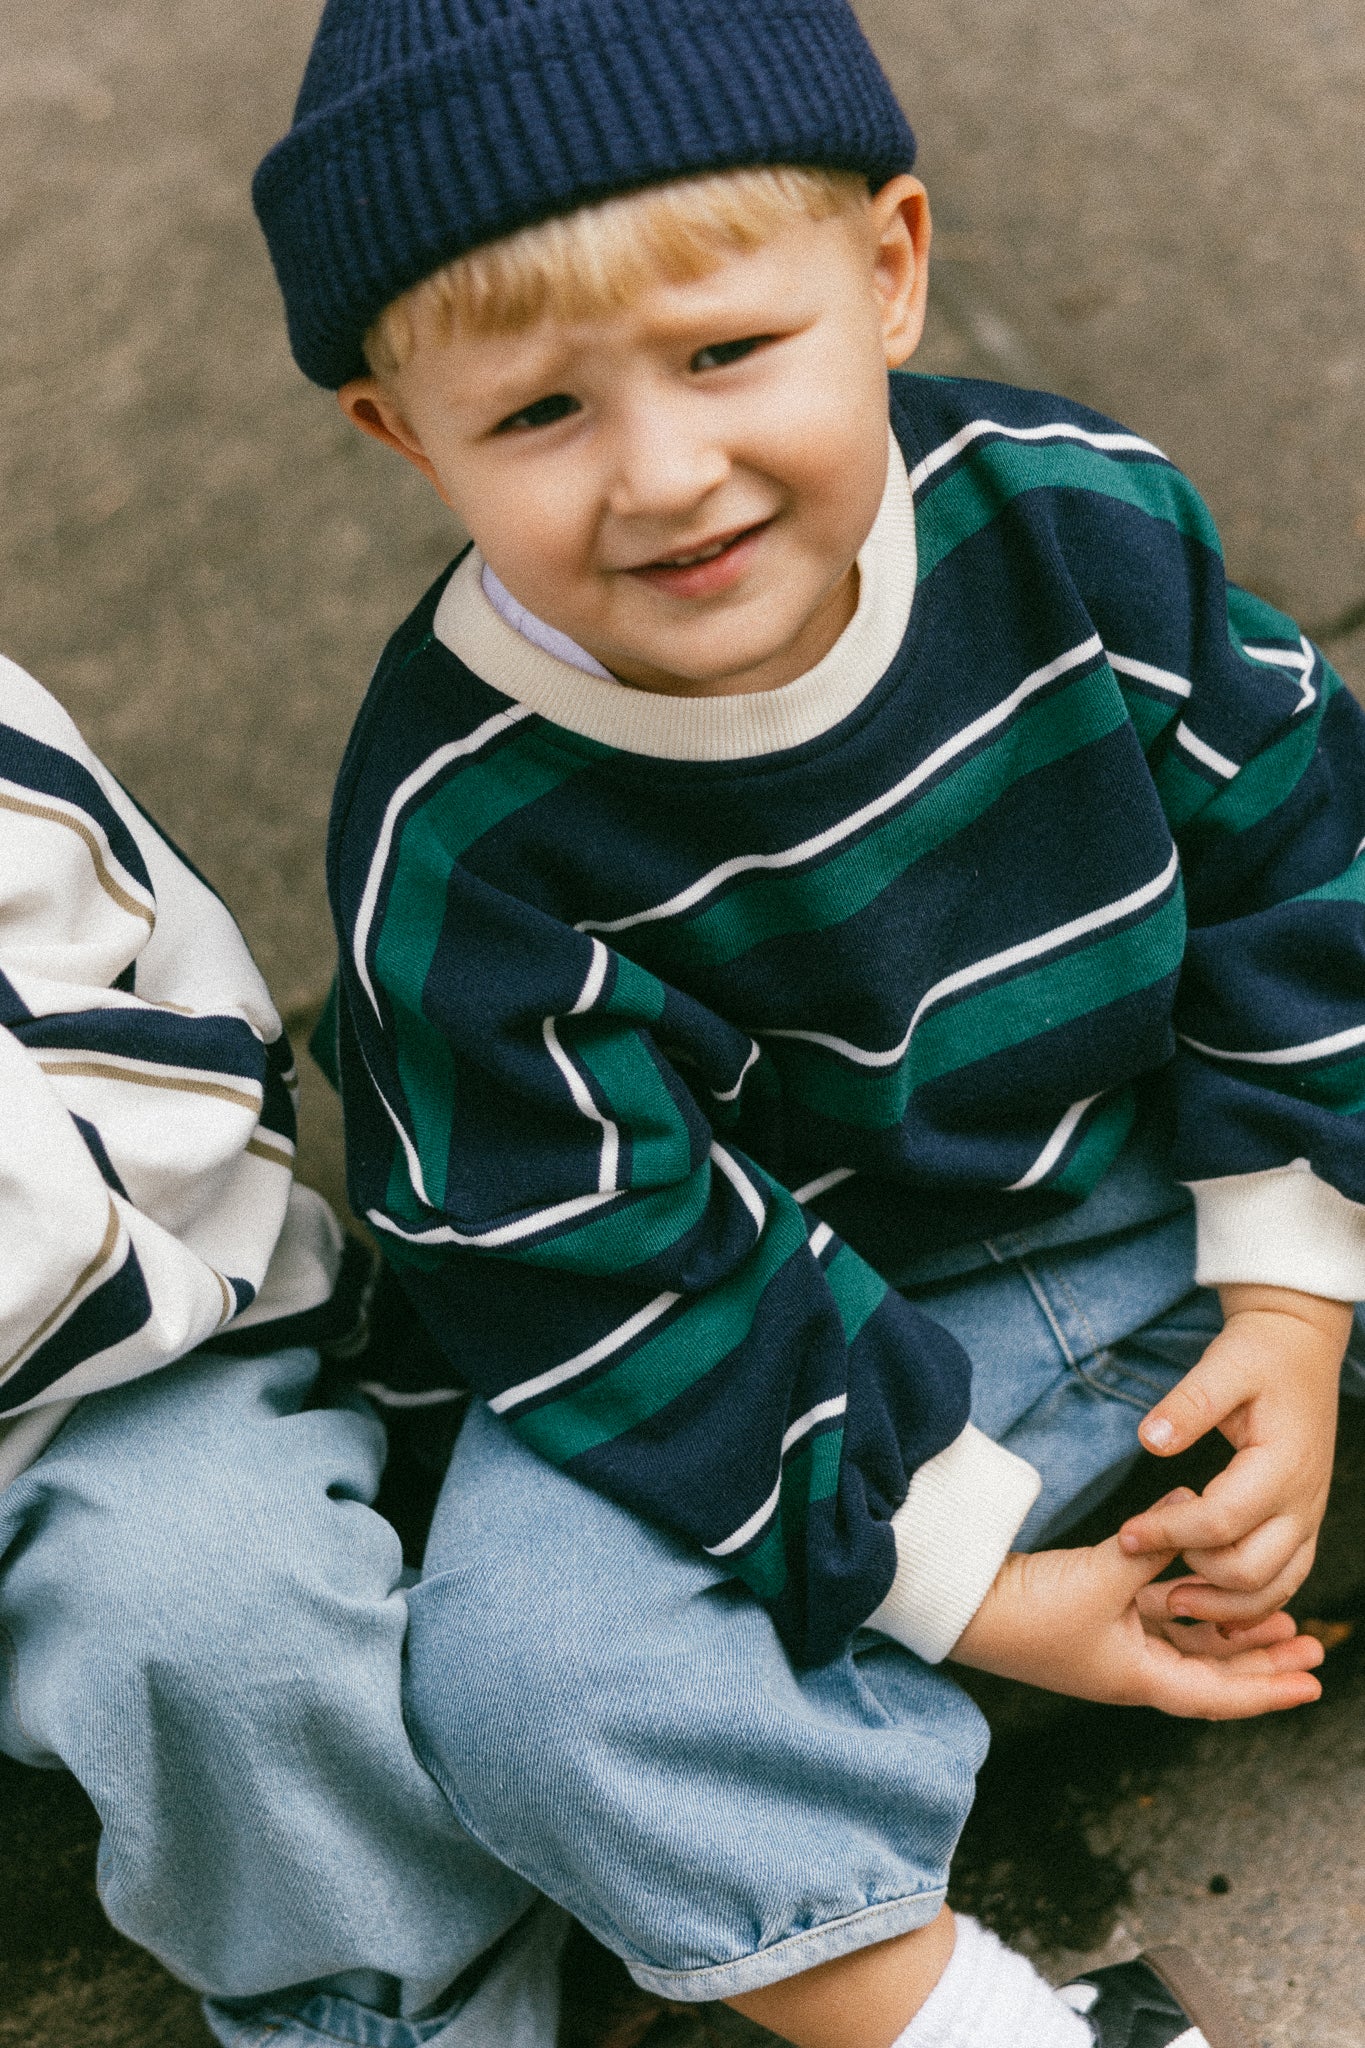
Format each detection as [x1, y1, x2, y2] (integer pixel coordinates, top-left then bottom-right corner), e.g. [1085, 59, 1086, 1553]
[433, 428, 916, 762]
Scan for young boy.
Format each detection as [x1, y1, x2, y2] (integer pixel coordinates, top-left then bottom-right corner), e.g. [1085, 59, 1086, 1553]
[249, 0, 1361, 2041]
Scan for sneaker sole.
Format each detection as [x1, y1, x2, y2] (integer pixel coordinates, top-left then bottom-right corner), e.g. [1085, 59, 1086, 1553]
[1140, 1945, 1257, 2048]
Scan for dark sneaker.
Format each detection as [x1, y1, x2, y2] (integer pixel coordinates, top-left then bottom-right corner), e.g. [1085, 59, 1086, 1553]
[1058, 1945, 1255, 2048]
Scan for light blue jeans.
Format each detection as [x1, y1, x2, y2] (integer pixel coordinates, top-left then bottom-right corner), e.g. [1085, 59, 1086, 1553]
[0, 1196, 1359, 2045]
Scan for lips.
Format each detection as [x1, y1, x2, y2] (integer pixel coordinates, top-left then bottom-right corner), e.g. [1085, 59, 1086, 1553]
[626, 519, 772, 598]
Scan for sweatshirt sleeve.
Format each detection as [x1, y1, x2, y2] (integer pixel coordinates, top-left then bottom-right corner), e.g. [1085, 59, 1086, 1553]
[1123, 551, 1365, 1298]
[0, 654, 341, 1433]
[330, 798, 1025, 1662]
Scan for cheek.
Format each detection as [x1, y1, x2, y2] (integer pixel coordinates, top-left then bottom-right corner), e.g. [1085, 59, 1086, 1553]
[456, 464, 591, 589]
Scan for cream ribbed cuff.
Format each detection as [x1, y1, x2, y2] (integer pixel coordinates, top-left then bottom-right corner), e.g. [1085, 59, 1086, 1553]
[1188, 1161, 1365, 1302]
[866, 1423, 1042, 1664]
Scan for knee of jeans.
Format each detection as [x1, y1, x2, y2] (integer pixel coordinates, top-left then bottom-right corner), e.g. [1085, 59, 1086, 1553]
[2, 1398, 401, 1717]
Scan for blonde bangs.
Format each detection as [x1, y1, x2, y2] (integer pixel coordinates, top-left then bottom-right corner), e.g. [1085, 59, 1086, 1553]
[366, 165, 867, 374]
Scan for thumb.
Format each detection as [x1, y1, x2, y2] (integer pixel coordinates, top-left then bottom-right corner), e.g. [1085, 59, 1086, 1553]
[1137, 1343, 1246, 1457]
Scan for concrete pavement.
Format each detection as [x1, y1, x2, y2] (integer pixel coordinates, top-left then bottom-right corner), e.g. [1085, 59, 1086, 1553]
[1, 2, 1364, 2041]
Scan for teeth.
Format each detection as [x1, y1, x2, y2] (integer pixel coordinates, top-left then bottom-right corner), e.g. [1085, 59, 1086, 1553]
[660, 537, 730, 568]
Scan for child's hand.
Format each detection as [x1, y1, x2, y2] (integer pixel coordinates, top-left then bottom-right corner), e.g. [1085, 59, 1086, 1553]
[1117, 1285, 1351, 1632]
[950, 1525, 1324, 1718]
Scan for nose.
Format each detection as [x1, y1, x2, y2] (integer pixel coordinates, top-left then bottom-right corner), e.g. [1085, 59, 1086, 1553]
[604, 389, 730, 522]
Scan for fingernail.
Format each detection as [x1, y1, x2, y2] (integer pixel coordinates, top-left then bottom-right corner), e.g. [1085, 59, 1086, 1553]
[1142, 1418, 1175, 1450]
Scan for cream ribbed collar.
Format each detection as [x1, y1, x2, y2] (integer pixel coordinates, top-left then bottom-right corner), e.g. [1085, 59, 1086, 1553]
[432, 429, 915, 762]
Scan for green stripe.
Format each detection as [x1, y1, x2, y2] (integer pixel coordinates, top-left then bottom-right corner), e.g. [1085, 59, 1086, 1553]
[1192, 678, 1336, 839]
[1051, 1088, 1137, 1197]
[733, 1519, 786, 1600]
[916, 441, 1220, 584]
[604, 952, 667, 1024]
[1152, 750, 1221, 831]
[822, 1244, 888, 1341]
[513, 1153, 714, 1273]
[568, 1023, 692, 1187]
[647, 667, 1127, 971]
[1226, 584, 1304, 652]
[1294, 851, 1365, 911]
[513, 1196, 807, 1462]
[1120, 687, 1179, 755]
[770, 889, 1186, 1128]
[731, 1428, 845, 1604]
[1191, 1044, 1365, 1117]
[378, 728, 582, 1207]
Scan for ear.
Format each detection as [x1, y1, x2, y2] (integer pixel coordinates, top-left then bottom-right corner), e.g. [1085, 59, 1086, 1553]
[866, 174, 932, 370]
[337, 376, 450, 500]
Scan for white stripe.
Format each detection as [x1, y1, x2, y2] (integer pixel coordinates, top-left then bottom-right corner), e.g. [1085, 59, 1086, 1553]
[711, 1039, 761, 1104]
[1242, 635, 1317, 712]
[1168, 2030, 1209, 2048]
[367, 1184, 619, 1251]
[710, 1141, 767, 1234]
[767, 848, 1181, 1068]
[1180, 1021, 1365, 1067]
[578, 638, 1104, 939]
[791, 1165, 856, 1204]
[1243, 641, 1313, 674]
[1006, 1093, 1103, 1192]
[543, 950, 621, 1194]
[489, 1289, 681, 1414]
[808, 1221, 834, 1258]
[571, 937, 610, 1014]
[357, 1383, 466, 1409]
[908, 418, 1166, 498]
[373, 1072, 436, 1211]
[706, 1474, 783, 1558]
[1106, 651, 1192, 699]
[1175, 721, 1239, 780]
[706, 1395, 849, 1556]
[352, 705, 534, 1019]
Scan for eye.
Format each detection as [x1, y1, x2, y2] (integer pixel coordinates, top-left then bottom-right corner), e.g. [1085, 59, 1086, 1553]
[494, 392, 580, 433]
[689, 335, 771, 373]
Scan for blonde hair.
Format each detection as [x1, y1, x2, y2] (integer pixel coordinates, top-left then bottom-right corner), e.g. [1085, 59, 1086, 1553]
[365, 164, 868, 375]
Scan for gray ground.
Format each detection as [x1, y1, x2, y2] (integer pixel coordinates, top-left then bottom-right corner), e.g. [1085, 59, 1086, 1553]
[1, 1, 1364, 2042]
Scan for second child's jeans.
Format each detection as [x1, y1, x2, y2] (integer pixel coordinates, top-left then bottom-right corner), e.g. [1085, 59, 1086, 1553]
[0, 1198, 1360, 2046]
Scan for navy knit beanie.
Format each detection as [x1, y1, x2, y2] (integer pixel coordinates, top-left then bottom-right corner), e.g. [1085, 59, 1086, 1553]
[254, 0, 917, 388]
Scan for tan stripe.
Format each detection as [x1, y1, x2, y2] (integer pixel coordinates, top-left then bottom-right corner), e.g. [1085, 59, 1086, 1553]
[212, 1270, 234, 1328]
[246, 1134, 294, 1166]
[0, 788, 155, 929]
[1, 1199, 121, 1377]
[36, 1057, 261, 1114]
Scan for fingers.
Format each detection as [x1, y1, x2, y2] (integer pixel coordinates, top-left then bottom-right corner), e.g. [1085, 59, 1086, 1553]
[1136, 1341, 1250, 1459]
[1142, 1630, 1324, 1721]
[1164, 1536, 1317, 1628]
[1119, 1449, 1287, 1561]
[1135, 1592, 1298, 1659]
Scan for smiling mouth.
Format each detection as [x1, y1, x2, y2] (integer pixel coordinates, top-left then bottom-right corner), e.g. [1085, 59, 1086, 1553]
[639, 521, 769, 571]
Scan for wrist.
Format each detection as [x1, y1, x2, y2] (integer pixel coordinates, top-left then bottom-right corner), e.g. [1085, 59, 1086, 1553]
[1217, 1283, 1355, 1349]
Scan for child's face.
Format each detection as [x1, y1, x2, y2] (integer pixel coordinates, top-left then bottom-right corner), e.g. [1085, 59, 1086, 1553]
[343, 176, 930, 699]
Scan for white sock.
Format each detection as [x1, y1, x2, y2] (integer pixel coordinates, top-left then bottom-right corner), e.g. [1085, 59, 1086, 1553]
[891, 1914, 1092, 2048]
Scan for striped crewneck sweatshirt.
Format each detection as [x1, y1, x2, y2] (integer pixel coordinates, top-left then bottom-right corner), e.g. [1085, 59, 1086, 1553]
[0, 655, 344, 1487]
[327, 372, 1365, 1666]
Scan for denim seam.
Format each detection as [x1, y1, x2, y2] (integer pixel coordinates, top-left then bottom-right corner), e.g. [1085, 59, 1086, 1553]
[1065, 1347, 1164, 1414]
[1012, 1256, 1080, 1368]
[625, 1887, 948, 2000]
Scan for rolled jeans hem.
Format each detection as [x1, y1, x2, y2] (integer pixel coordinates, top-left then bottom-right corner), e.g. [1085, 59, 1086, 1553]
[623, 1888, 947, 2002]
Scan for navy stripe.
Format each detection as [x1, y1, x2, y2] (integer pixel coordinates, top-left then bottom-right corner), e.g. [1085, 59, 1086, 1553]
[0, 725, 151, 895]
[0, 1242, 153, 1413]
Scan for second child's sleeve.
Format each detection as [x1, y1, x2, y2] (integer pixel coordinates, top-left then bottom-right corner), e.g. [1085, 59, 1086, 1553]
[332, 837, 1039, 1667]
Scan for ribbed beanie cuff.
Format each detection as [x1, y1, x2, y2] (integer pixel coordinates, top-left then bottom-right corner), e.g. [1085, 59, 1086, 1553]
[253, 0, 917, 388]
